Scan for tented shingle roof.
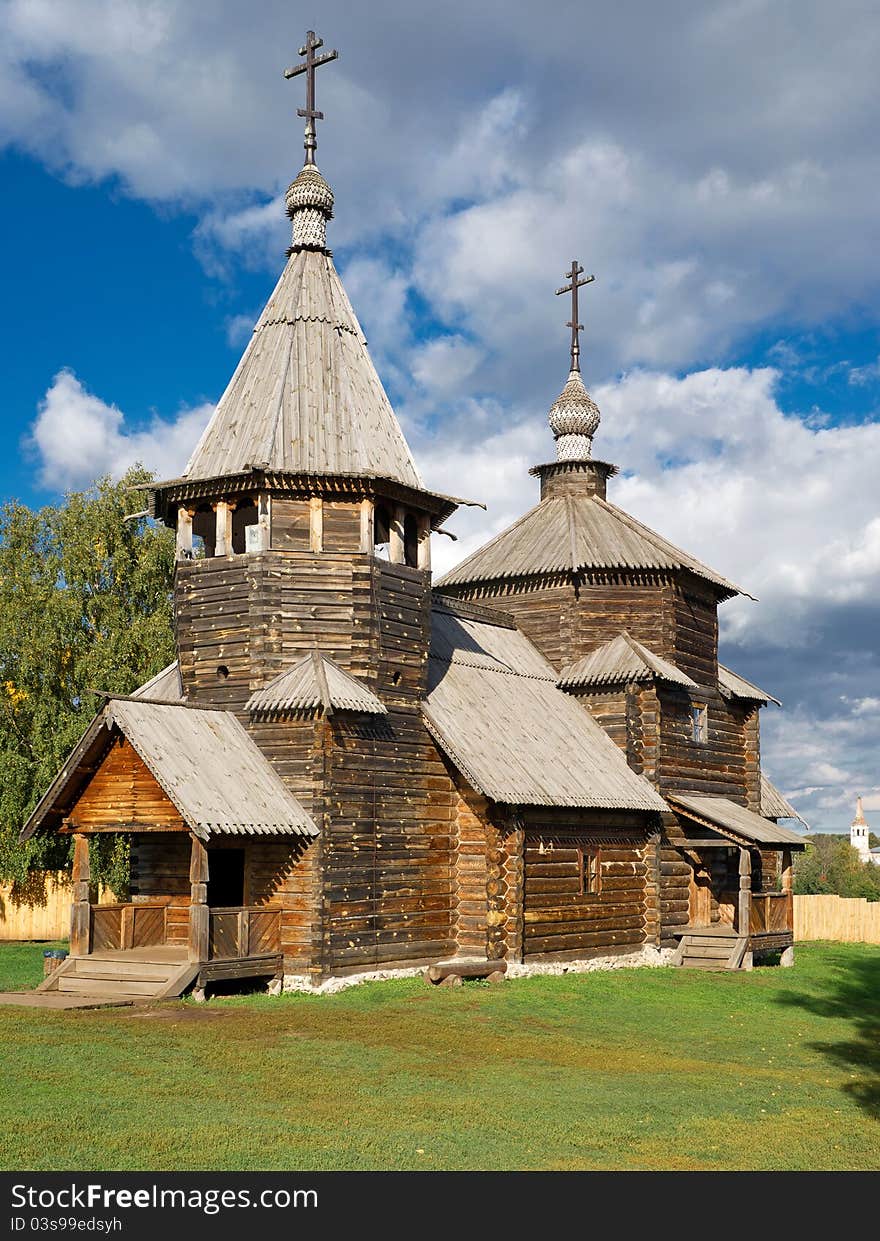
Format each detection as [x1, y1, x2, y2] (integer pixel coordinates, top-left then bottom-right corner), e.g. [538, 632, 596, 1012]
[558, 632, 698, 691]
[182, 248, 422, 489]
[437, 494, 747, 599]
[424, 605, 667, 812]
[246, 653, 386, 715]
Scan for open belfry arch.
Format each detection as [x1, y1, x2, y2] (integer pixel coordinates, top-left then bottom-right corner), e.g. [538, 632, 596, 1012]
[22, 29, 807, 1000]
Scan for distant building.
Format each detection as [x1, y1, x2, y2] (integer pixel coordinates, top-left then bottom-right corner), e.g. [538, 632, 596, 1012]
[850, 797, 880, 865]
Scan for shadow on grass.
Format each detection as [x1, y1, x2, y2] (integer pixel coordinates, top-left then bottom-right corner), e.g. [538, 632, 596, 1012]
[776, 949, 880, 1118]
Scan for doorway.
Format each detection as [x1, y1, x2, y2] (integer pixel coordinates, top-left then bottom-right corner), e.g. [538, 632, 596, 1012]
[688, 859, 713, 926]
[207, 849, 245, 907]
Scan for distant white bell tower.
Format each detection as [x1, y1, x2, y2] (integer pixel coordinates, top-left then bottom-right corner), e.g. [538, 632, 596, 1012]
[850, 796, 870, 860]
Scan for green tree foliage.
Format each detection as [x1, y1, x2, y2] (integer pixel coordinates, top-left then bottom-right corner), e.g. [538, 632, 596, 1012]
[0, 469, 175, 885]
[869, 832, 880, 850]
[794, 835, 880, 902]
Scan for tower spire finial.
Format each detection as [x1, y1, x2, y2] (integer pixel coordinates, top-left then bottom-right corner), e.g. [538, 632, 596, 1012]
[282, 30, 339, 254]
[547, 260, 601, 461]
[284, 29, 339, 167]
[556, 260, 595, 373]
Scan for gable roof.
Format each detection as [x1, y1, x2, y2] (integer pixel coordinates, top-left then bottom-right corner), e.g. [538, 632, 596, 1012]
[436, 494, 748, 600]
[718, 663, 781, 706]
[668, 793, 806, 847]
[558, 632, 698, 691]
[424, 605, 667, 812]
[246, 653, 386, 716]
[181, 248, 422, 490]
[20, 700, 317, 842]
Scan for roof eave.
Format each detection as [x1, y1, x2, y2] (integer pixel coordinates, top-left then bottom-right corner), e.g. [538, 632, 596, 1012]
[146, 470, 480, 530]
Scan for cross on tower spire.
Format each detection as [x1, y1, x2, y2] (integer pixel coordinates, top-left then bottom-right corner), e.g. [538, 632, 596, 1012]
[284, 29, 339, 166]
[555, 260, 595, 373]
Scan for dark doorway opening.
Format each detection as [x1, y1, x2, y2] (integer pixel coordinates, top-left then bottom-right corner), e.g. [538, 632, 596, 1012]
[207, 849, 245, 907]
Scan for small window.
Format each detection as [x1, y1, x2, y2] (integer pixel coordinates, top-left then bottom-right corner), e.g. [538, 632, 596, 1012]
[691, 702, 708, 744]
[578, 846, 602, 896]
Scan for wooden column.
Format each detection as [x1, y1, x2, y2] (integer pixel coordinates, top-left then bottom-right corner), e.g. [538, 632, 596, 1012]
[417, 513, 431, 571]
[176, 507, 193, 559]
[214, 501, 232, 557]
[780, 846, 795, 966]
[309, 497, 324, 553]
[738, 847, 752, 935]
[389, 505, 405, 565]
[781, 847, 793, 896]
[70, 833, 91, 957]
[256, 494, 271, 551]
[188, 834, 210, 964]
[359, 498, 374, 554]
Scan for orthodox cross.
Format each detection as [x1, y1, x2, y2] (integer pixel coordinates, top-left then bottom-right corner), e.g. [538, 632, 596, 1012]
[284, 30, 339, 165]
[555, 260, 595, 373]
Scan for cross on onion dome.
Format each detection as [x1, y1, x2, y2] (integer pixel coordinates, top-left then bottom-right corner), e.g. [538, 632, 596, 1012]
[284, 30, 339, 166]
[556, 260, 595, 373]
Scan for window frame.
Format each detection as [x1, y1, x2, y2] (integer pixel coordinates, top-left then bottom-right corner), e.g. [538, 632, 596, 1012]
[576, 845, 603, 897]
[691, 701, 708, 745]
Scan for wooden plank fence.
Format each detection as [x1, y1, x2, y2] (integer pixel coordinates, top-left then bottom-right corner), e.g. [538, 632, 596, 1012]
[794, 894, 880, 944]
[0, 872, 111, 942]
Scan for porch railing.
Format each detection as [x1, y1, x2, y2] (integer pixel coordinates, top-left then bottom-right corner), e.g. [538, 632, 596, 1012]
[749, 892, 793, 935]
[90, 900, 181, 952]
[87, 901, 282, 961]
[208, 906, 282, 960]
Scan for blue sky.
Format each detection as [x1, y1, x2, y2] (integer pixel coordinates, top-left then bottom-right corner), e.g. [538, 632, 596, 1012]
[1, 0, 879, 831]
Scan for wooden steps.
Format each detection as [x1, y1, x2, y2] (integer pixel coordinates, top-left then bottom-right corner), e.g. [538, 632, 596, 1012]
[38, 955, 199, 1002]
[671, 933, 749, 971]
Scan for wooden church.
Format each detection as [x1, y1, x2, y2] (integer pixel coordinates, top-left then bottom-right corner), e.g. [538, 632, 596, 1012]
[23, 32, 806, 1001]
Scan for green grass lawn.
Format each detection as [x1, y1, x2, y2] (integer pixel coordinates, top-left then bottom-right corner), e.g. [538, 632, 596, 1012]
[0, 940, 877, 1171]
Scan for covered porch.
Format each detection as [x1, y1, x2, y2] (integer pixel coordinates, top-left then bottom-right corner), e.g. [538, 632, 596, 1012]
[39, 831, 288, 1001]
[666, 793, 807, 969]
[21, 695, 318, 1002]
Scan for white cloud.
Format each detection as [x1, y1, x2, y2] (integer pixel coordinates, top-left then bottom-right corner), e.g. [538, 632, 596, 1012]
[28, 369, 212, 490]
[225, 311, 258, 347]
[1, 2, 879, 378]
[411, 336, 483, 397]
[848, 356, 880, 386]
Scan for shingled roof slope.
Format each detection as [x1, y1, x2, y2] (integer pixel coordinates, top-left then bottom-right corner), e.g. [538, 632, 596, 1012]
[20, 700, 317, 841]
[424, 605, 667, 812]
[760, 774, 806, 823]
[718, 663, 781, 706]
[436, 494, 747, 599]
[246, 653, 386, 715]
[182, 248, 422, 489]
[558, 632, 698, 691]
[132, 661, 184, 702]
[668, 793, 806, 847]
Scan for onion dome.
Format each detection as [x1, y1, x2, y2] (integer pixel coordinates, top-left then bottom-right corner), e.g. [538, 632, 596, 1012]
[548, 368, 601, 461]
[286, 163, 334, 252]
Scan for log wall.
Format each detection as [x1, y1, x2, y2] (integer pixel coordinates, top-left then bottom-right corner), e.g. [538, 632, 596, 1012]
[318, 561, 457, 976]
[452, 785, 490, 956]
[518, 810, 653, 961]
[656, 687, 752, 801]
